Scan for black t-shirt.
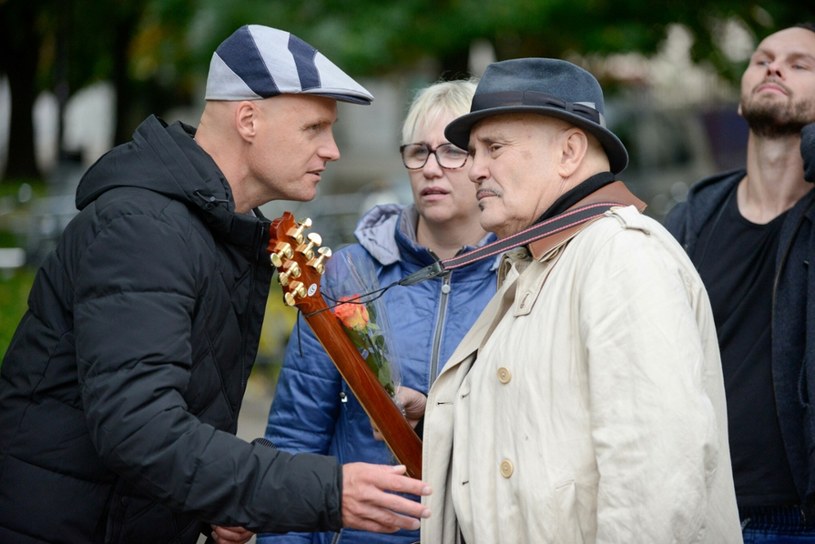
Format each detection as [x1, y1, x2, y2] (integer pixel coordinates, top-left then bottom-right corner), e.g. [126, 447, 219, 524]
[692, 185, 798, 507]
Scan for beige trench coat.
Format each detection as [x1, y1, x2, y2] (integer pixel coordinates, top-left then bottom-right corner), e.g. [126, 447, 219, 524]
[421, 206, 742, 544]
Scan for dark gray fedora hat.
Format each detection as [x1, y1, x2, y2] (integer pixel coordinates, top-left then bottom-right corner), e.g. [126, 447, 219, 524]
[445, 58, 628, 174]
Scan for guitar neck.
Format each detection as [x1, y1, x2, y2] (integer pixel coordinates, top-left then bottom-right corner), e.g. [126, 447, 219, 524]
[267, 212, 422, 479]
[303, 303, 423, 479]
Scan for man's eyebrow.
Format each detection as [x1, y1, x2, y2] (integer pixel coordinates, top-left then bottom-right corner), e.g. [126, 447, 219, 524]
[469, 132, 510, 154]
[752, 47, 815, 63]
[306, 117, 335, 128]
[474, 132, 503, 144]
[468, 135, 491, 152]
[789, 51, 815, 63]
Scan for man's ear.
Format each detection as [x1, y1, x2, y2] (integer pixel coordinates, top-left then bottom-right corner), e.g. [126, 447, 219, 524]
[558, 127, 588, 177]
[235, 101, 258, 142]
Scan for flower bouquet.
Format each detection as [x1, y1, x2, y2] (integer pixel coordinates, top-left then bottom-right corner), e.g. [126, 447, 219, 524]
[325, 253, 400, 398]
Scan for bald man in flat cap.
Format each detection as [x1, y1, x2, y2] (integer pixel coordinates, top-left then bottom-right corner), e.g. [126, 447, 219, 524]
[0, 24, 430, 544]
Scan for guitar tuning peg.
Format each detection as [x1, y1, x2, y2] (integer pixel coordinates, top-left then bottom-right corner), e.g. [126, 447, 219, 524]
[288, 217, 313, 244]
[291, 281, 307, 297]
[284, 260, 301, 276]
[312, 246, 333, 274]
[278, 261, 301, 286]
[283, 281, 307, 307]
[270, 242, 294, 268]
[298, 232, 322, 260]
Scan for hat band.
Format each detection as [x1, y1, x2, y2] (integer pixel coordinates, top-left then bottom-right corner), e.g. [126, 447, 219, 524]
[472, 91, 603, 126]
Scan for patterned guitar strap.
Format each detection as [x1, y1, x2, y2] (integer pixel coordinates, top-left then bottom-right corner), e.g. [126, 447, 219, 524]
[399, 180, 646, 286]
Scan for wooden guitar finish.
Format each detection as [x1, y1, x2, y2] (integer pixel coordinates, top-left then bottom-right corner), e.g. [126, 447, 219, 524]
[267, 212, 422, 479]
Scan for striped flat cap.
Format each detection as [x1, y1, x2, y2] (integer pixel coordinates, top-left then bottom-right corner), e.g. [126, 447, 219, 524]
[205, 25, 373, 105]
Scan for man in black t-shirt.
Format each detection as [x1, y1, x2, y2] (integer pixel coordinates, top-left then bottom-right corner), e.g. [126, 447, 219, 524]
[665, 23, 815, 543]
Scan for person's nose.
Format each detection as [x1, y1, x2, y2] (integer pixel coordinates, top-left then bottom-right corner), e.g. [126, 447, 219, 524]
[468, 153, 487, 184]
[765, 59, 784, 78]
[321, 133, 341, 162]
[421, 151, 444, 178]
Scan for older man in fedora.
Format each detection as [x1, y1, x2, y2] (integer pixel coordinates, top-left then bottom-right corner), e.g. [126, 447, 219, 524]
[418, 58, 742, 543]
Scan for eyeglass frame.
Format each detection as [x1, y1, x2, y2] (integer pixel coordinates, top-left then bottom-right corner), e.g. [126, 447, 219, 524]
[399, 142, 470, 170]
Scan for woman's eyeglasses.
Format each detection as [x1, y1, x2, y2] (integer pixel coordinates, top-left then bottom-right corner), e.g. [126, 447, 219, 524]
[399, 143, 469, 170]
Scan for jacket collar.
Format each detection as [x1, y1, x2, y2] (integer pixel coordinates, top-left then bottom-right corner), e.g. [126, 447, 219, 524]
[527, 180, 645, 260]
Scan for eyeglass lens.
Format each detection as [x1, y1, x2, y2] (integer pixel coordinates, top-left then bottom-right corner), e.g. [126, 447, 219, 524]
[401, 143, 468, 169]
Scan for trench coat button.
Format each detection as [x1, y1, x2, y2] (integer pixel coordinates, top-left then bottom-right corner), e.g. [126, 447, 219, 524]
[497, 367, 511, 384]
[500, 458, 514, 478]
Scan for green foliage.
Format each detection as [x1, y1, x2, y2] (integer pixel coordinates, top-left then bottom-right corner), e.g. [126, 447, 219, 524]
[0, 180, 47, 200]
[257, 290, 297, 366]
[0, 269, 35, 363]
[0, 180, 47, 245]
[4, 0, 815, 179]
[204, 0, 815, 84]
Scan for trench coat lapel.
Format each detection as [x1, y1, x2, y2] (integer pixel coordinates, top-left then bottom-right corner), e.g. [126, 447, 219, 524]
[438, 258, 522, 379]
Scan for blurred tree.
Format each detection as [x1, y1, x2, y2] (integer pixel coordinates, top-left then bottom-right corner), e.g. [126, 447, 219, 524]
[0, 0, 198, 182]
[203, 0, 814, 81]
[1, 0, 814, 182]
[0, 0, 46, 180]
[44, 0, 202, 152]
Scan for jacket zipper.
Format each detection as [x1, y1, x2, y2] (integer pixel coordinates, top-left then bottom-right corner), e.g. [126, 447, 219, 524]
[335, 390, 348, 544]
[429, 273, 452, 383]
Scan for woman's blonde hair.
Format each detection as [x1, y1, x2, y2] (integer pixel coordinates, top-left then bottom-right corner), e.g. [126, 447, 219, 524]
[401, 79, 478, 146]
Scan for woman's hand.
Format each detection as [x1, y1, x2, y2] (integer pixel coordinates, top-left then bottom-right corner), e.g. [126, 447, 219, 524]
[372, 386, 426, 440]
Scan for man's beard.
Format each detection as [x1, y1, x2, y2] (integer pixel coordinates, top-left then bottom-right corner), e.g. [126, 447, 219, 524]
[741, 92, 815, 138]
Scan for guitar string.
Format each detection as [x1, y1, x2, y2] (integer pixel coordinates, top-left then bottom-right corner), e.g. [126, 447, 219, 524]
[291, 283, 396, 357]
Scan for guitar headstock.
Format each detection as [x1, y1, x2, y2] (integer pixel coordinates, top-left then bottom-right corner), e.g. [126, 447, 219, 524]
[268, 212, 332, 313]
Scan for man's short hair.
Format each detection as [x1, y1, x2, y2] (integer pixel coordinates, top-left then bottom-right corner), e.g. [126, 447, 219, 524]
[794, 22, 815, 34]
